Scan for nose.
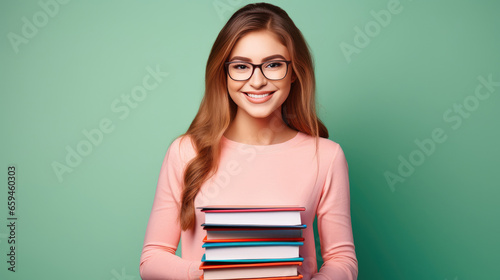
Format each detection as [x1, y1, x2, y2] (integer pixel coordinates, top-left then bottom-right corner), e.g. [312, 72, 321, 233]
[249, 67, 267, 88]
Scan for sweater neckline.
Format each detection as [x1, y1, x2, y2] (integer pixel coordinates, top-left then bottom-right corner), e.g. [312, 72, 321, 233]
[221, 131, 305, 153]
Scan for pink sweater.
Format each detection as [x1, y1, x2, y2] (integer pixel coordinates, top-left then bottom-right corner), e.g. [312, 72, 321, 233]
[140, 132, 358, 280]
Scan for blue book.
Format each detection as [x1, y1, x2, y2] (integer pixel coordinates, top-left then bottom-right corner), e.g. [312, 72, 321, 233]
[201, 254, 304, 263]
[203, 241, 304, 248]
[204, 226, 305, 241]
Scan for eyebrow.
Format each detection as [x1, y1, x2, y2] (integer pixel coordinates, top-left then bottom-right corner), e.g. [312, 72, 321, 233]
[229, 54, 287, 62]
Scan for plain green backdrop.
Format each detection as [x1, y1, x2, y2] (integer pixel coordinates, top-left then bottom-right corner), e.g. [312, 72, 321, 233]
[1, 1, 499, 279]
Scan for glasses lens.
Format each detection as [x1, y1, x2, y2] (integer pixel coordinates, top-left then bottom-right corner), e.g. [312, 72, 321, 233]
[262, 60, 287, 80]
[228, 62, 253, 81]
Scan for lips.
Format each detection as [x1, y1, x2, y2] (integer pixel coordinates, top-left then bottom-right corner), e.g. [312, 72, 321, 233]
[243, 91, 275, 104]
[247, 92, 271, 98]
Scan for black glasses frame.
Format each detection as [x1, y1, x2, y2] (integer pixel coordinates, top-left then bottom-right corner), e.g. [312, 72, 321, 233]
[224, 60, 292, 81]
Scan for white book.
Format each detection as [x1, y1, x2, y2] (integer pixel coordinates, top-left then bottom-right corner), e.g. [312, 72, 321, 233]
[202, 241, 302, 261]
[202, 262, 300, 280]
[201, 206, 305, 226]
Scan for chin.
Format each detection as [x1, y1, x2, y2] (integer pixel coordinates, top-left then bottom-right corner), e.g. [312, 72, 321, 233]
[249, 113, 274, 119]
[242, 107, 282, 120]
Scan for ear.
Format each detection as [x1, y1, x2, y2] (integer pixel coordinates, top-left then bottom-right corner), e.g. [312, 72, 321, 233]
[291, 72, 297, 83]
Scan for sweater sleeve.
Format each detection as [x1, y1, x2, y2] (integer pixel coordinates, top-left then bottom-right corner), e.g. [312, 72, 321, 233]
[139, 138, 203, 280]
[312, 144, 358, 280]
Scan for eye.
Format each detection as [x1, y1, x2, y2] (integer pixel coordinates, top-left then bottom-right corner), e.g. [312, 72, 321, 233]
[230, 63, 251, 71]
[265, 61, 284, 69]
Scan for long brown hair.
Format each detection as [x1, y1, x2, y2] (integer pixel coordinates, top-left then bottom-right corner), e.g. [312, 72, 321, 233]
[179, 3, 328, 230]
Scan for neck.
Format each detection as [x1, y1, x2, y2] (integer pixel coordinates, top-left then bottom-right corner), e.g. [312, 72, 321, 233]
[224, 108, 297, 145]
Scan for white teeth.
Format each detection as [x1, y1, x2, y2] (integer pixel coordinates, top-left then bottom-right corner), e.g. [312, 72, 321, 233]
[247, 93, 270, 98]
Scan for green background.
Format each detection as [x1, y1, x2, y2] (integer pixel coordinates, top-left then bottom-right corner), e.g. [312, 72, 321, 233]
[1, 1, 499, 279]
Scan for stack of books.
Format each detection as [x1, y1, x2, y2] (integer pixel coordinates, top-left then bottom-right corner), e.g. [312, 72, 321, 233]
[199, 205, 306, 280]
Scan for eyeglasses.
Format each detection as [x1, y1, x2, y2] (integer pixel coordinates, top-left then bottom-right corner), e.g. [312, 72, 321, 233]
[225, 60, 292, 81]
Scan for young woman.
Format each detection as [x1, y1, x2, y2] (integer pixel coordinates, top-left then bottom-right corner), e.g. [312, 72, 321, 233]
[140, 3, 358, 280]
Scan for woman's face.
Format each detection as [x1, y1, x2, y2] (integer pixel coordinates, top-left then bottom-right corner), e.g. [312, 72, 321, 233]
[226, 30, 294, 120]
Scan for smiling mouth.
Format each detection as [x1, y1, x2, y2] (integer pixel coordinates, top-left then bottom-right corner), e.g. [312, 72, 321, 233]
[244, 91, 275, 98]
